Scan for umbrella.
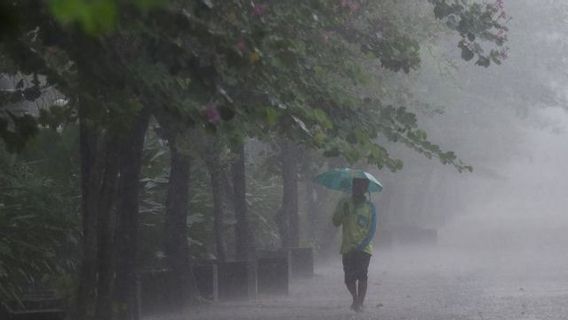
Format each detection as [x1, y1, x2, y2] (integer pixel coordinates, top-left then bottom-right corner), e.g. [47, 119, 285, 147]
[313, 168, 383, 193]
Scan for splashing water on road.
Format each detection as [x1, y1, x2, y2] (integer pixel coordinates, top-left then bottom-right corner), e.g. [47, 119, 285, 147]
[146, 241, 568, 320]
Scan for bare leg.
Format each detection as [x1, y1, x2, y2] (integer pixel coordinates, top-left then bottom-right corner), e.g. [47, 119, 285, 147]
[357, 279, 368, 310]
[345, 280, 358, 309]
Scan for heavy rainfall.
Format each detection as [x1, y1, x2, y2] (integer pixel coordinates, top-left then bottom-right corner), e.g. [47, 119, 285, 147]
[1, 0, 568, 319]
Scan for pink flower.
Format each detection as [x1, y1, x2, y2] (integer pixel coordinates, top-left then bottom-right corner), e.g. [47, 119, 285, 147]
[204, 103, 221, 125]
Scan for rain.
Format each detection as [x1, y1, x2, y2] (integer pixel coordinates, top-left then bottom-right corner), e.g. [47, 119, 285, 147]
[2, 1, 568, 320]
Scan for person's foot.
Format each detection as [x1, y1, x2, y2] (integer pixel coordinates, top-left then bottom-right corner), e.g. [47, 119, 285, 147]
[350, 302, 365, 312]
[350, 301, 358, 312]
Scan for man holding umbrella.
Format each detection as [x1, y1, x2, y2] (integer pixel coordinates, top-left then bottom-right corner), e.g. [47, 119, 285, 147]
[333, 177, 377, 312]
[315, 169, 381, 312]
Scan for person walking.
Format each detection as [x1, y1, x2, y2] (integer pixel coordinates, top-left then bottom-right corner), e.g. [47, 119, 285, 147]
[332, 177, 377, 312]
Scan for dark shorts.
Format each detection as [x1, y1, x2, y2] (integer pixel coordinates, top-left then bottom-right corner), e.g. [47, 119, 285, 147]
[342, 250, 371, 283]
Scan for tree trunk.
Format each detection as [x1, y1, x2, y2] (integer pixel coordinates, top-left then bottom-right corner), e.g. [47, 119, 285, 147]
[94, 135, 121, 320]
[231, 143, 257, 298]
[305, 180, 318, 245]
[204, 138, 226, 262]
[278, 139, 299, 248]
[114, 110, 150, 320]
[72, 107, 100, 320]
[232, 143, 251, 257]
[163, 133, 200, 307]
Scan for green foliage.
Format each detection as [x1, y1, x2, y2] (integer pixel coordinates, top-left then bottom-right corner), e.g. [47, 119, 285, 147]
[138, 126, 217, 262]
[2, 0, 510, 172]
[245, 148, 284, 249]
[429, 0, 509, 67]
[187, 160, 215, 257]
[0, 112, 38, 153]
[48, 0, 167, 34]
[49, 0, 118, 34]
[0, 132, 79, 302]
[138, 126, 169, 267]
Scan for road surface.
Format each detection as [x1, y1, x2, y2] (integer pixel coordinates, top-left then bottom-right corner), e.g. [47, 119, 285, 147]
[148, 246, 568, 320]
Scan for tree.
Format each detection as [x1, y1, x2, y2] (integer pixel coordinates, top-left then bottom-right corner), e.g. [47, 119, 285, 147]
[276, 139, 300, 248]
[161, 124, 200, 307]
[113, 109, 150, 320]
[203, 135, 228, 261]
[0, 1, 511, 318]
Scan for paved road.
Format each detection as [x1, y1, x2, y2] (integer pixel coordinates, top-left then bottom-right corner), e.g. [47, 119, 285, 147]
[149, 247, 568, 320]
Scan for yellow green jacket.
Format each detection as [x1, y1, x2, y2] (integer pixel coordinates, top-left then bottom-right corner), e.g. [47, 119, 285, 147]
[333, 197, 377, 255]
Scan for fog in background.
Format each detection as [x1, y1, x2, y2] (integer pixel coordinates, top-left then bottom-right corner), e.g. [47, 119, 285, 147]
[372, 0, 568, 255]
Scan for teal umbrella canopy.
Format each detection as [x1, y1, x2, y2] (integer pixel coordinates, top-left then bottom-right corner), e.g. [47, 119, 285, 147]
[314, 168, 383, 193]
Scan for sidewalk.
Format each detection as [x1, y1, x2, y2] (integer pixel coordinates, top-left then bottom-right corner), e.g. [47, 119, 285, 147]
[147, 247, 568, 320]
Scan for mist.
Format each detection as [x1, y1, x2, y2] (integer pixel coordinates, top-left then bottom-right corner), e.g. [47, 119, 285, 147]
[408, 0, 568, 253]
[4, 1, 568, 320]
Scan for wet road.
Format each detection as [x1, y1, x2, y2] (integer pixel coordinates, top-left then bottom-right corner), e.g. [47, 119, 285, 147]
[149, 246, 568, 320]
